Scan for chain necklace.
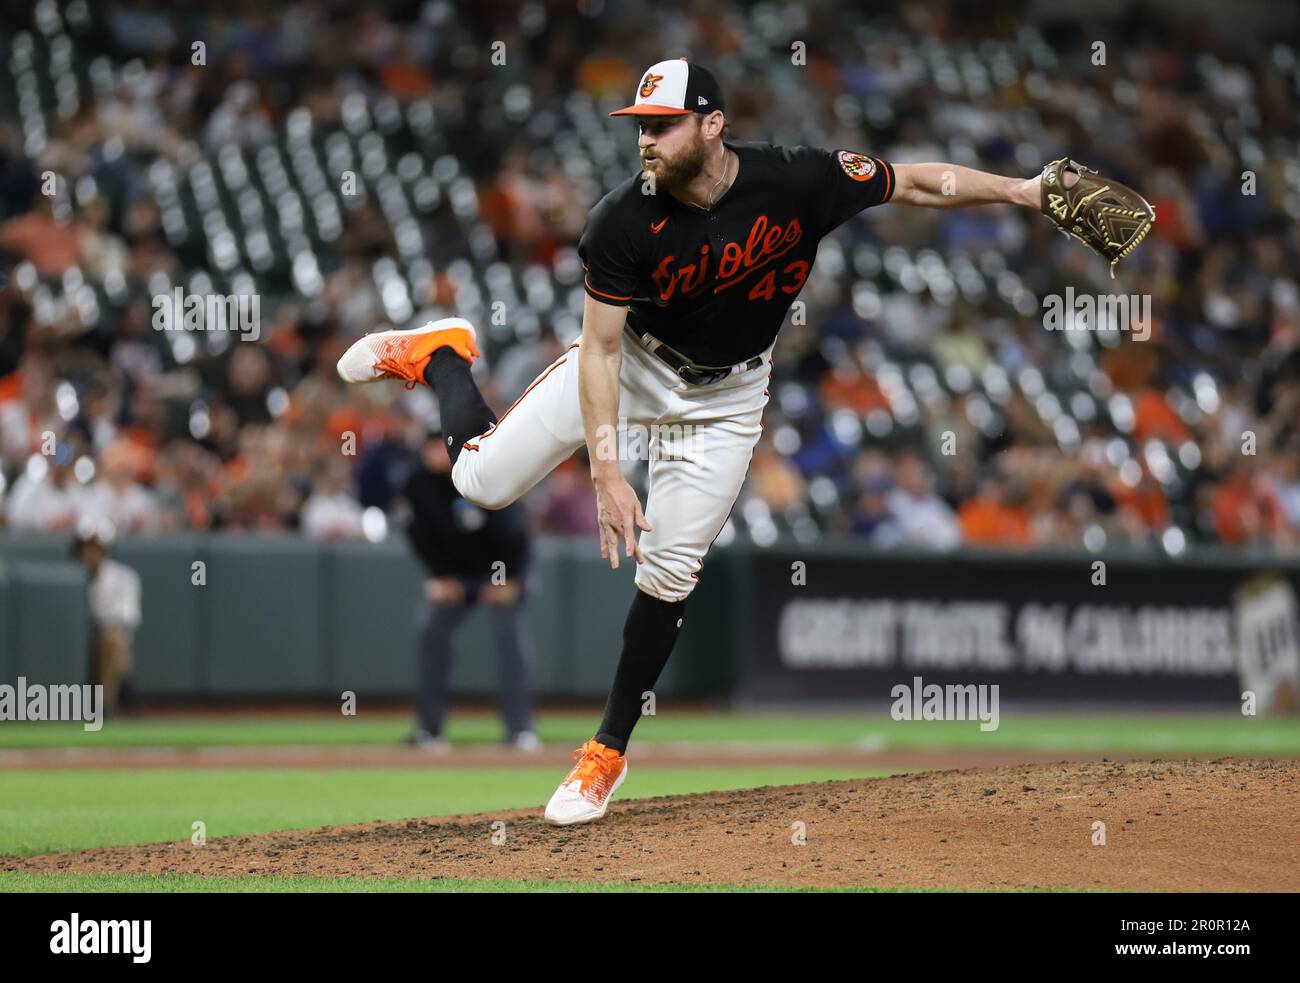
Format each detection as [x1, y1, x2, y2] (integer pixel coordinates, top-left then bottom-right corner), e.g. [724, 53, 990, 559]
[705, 147, 731, 210]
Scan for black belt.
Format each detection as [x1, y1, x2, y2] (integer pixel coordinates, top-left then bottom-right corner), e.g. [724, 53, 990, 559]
[625, 324, 765, 386]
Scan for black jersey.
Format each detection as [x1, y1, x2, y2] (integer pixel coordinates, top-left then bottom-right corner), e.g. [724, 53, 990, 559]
[577, 140, 895, 367]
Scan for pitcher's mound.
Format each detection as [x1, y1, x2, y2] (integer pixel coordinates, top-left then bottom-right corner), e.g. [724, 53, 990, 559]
[11, 758, 1298, 890]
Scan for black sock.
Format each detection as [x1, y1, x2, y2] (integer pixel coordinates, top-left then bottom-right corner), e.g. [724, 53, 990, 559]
[595, 588, 687, 753]
[423, 348, 497, 464]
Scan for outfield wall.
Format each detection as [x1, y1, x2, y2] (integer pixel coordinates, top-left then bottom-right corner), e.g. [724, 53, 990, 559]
[1, 534, 1297, 707]
[0, 534, 733, 701]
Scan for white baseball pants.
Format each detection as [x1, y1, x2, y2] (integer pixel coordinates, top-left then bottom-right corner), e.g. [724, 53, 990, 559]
[452, 330, 774, 602]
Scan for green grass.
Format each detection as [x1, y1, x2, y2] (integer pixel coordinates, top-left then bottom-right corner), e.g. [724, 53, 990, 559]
[2, 710, 1297, 755]
[0, 766, 885, 857]
[0, 871, 930, 893]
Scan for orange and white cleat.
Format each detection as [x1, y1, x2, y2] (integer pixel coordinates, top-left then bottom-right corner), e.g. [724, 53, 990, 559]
[336, 317, 480, 388]
[543, 738, 628, 826]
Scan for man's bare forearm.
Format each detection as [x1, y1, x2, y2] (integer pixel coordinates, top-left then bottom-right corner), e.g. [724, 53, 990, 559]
[891, 162, 1039, 209]
[578, 295, 628, 481]
[579, 342, 621, 479]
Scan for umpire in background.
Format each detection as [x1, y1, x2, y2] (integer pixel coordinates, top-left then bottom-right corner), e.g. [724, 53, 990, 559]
[402, 424, 539, 751]
[71, 528, 142, 719]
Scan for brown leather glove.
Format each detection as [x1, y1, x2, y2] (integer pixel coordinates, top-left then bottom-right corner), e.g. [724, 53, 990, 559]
[1041, 158, 1156, 278]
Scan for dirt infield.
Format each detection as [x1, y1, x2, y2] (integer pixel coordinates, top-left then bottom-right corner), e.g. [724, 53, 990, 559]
[9, 758, 1298, 890]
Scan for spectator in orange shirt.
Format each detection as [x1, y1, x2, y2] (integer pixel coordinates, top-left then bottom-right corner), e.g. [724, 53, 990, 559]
[818, 364, 889, 416]
[1212, 468, 1284, 546]
[0, 194, 85, 276]
[1113, 462, 1171, 536]
[750, 440, 806, 512]
[380, 38, 434, 101]
[1100, 337, 1158, 393]
[958, 475, 1034, 548]
[1132, 387, 1192, 446]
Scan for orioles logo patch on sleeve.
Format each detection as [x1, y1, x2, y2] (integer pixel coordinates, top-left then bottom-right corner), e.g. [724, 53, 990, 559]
[837, 150, 877, 182]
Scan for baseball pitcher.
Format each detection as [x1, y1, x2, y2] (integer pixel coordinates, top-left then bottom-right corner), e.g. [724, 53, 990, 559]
[337, 58, 1154, 824]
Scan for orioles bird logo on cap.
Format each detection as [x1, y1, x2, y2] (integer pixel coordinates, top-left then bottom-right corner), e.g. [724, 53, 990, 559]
[639, 72, 664, 98]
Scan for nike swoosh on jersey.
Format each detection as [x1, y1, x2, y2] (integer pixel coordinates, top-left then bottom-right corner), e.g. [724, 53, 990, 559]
[650, 217, 668, 234]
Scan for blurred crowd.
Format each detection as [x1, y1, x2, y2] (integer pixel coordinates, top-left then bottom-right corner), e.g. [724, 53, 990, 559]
[1, 0, 1298, 553]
